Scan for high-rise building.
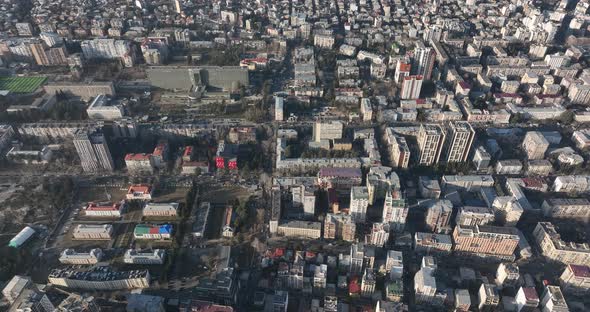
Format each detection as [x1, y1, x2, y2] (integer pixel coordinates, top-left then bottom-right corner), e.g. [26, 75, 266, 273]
[516, 287, 539, 312]
[473, 146, 492, 171]
[382, 190, 408, 232]
[496, 262, 520, 287]
[568, 83, 590, 105]
[313, 264, 327, 289]
[350, 243, 364, 274]
[413, 42, 436, 80]
[444, 121, 475, 162]
[275, 96, 284, 121]
[389, 134, 410, 169]
[417, 124, 446, 166]
[73, 129, 114, 172]
[81, 39, 135, 67]
[366, 222, 390, 247]
[400, 75, 423, 99]
[385, 250, 403, 279]
[324, 213, 356, 241]
[424, 200, 453, 234]
[478, 283, 500, 312]
[540, 285, 569, 312]
[559, 264, 590, 294]
[394, 57, 411, 83]
[350, 186, 369, 222]
[522, 131, 549, 160]
[361, 269, 376, 297]
[414, 266, 437, 304]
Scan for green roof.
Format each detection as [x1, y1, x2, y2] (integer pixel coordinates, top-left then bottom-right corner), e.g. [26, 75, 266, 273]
[0, 76, 47, 93]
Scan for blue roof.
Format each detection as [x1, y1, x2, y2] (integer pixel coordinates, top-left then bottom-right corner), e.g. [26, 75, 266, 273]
[159, 224, 172, 234]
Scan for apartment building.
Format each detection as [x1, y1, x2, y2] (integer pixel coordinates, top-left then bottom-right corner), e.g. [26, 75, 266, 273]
[559, 264, 590, 294]
[542, 198, 590, 219]
[324, 213, 356, 241]
[452, 225, 520, 261]
[48, 268, 150, 290]
[414, 232, 453, 254]
[444, 121, 475, 162]
[534, 222, 590, 265]
[522, 131, 550, 160]
[73, 129, 114, 173]
[455, 206, 494, 227]
[350, 186, 370, 222]
[424, 200, 453, 234]
[417, 124, 446, 165]
[389, 133, 410, 169]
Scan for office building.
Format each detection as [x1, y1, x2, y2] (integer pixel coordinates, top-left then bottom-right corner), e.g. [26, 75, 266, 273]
[542, 198, 590, 219]
[124, 249, 166, 264]
[534, 222, 590, 265]
[143, 203, 179, 217]
[277, 220, 321, 239]
[59, 248, 103, 265]
[400, 75, 423, 100]
[324, 213, 356, 241]
[540, 285, 569, 312]
[559, 264, 590, 294]
[417, 124, 446, 165]
[413, 42, 436, 80]
[445, 121, 475, 162]
[73, 129, 114, 173]
[424, 200, 453, 234]
[452, 225, 520, 261]
[72, 224, 113, 240]
[478, 283, 500, 312]
[350, 186, 370, 222]
[516, 287, 539, 312]
[522, 131, 550, 160]
[48, 267, 150, 290]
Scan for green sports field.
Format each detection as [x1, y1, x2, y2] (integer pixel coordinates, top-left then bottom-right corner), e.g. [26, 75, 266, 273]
[0, 76, 47, 93]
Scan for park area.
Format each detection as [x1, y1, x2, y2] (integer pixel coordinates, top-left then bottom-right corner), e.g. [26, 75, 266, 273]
[0, 76, 47, 93]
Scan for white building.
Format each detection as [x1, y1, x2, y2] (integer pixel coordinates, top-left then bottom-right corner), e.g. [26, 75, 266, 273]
[84, 201, 126, 217]
[542, 198, 590, 219]
[540, 285, 569, 312]
[417, 124, 446, 165]
[400, 75, 423, 100]
[516, 287, 540, 312]
[72, 224, 113, 240]
[350, 186, 370, 222]
[2, 276, 32, 303]
[86, 94, 124, 120]
[275, 96, 284, 121]
[59, 249, 103, 265]
[385, 250, 404, 279]
[143, 203, 179, 217]
[123, 249, 166, 264]
[522, 131, 549, 160]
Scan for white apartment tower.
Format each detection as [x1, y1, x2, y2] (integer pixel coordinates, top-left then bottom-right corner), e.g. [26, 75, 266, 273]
[417, 124, 446, 166]
[73, 129, 114, 172]
[445, 121, 475, 162]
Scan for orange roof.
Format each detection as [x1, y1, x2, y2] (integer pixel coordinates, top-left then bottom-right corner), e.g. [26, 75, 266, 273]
[87, 202, 122, 211]
[399, 63, 411, 71]
[127, 184, 151, 194]
[125, 153, 151, 161]
[183, 146, 193, 156]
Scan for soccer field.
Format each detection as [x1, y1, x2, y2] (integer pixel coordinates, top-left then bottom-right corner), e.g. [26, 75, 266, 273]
[0, 76, 47, 93]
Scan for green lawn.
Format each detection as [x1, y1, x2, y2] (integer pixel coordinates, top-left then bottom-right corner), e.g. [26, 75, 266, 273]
[0, 76, 47, 93]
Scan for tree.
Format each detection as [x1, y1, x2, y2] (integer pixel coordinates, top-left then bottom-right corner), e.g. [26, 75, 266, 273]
[557, 110, 574, 125]
[509, 112, 525, 124]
